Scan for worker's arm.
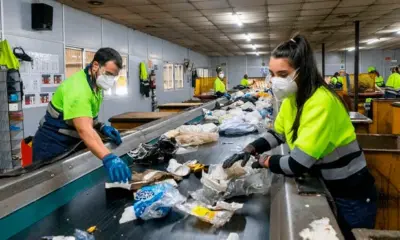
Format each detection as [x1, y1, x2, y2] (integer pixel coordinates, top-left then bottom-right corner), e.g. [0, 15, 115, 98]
[73, 117, 110, 160]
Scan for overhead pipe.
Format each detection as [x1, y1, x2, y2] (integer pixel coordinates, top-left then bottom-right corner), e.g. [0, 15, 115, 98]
[354, 21, 360, 111]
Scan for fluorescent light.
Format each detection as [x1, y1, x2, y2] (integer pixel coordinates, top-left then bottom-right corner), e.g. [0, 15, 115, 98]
[347, 47, 355, 52]
[245, 33, 251, 42]
[367, 38, 379, 44]
[397, 31, 400, 34]
[252, 44, 256, 50]
[256, 52, 259, 56]
[233, 13, 242, 27]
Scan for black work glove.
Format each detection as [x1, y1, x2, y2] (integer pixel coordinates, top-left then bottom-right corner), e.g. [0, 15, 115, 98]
[222, 145, 256, 168]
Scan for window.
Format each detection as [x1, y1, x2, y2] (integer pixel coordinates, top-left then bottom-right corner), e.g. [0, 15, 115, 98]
[115, 56, 128, 96]
[197, 68, 204, 78]
[65, 47, 129, 97]
[65, 48, 83, 78]
[163, 63, 174, 90]
[174, 64, 184, 89]
[203, 69, 209, 77]
[84, 50, 96, 67]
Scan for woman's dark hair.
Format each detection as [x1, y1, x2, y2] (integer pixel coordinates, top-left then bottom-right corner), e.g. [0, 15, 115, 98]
[333, 72, 339, 77]
[92, 47, 122, 69]
[271, 35, 347, 142]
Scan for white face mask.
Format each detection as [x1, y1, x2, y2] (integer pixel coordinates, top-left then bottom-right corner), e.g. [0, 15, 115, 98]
[96, 74, 117, 90]
[218, 73, 224, 79]
[271, 71, 298, 100]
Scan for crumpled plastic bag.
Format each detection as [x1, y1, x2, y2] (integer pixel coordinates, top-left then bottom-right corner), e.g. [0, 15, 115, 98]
[127, 136, 177, 164]
[105, 169, 182, 190]
[175, 200, 243, 228]
[191, 161, 272, 205]
[176, 123, 218, 133]
[240, 101, 256, 111]
[42, 229, 95, 240]
[119, 183, 186, 223]
[219, 118, 258, 136]
[175, 132, 219, 146]
[244, 111, 262, 125]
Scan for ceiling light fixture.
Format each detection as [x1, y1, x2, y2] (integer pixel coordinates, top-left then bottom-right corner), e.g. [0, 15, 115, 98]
[245, 33, 251, 42]
[252, 44, 256, 50]
[347, 47, 355, 52]
[256, 52, 259, 56]
[397, 31, 400, 34]
[233, 13, 243, 27]
[367, 38, 380, 44]
[87, 0, 104, 5]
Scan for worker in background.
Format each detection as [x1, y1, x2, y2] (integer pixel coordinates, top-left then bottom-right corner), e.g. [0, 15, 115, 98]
[368, 66, 384, 87]
[223, 35, 376, 240]
[33, 48, 131, 183]
[329, 72, 343, 89]
[386, 66, 400, 89]
[214, 66, 227, 97]
[240, 74, 249, 87]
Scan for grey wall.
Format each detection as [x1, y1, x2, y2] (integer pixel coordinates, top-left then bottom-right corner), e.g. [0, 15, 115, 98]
[2, 0, 211, 136]
[212, 49, 400, 87]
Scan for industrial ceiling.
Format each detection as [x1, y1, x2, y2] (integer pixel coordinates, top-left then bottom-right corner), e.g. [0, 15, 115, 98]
[57, 0, 400, 56]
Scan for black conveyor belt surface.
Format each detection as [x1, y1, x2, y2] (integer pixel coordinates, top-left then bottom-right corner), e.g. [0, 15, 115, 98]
[11, 134, 272, 240]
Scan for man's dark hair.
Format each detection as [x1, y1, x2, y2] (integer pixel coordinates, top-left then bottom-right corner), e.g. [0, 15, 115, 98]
[92, 47, 122, 69]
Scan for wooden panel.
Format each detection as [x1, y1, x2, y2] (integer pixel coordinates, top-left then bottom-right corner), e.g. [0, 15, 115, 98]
[358, 134, 400, 230]
[109, 112, 174, 122]
[393, 103, 400, 135]
[111, 122, 142, 130]
[193, 77, 227, 96]
[369, 99, 399, 134]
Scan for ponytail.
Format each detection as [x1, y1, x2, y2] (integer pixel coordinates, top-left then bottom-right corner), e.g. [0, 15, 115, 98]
[272, 35, 347, 142]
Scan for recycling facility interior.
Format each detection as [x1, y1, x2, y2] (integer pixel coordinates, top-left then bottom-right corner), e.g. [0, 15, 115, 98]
[1, 0, 400, 239]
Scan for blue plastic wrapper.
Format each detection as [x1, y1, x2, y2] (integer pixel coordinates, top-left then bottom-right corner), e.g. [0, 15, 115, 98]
[74, 229, 95, 240]
[120, 183, 186, 223]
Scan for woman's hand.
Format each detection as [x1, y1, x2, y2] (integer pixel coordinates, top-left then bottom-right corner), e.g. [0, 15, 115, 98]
[252, 155, 271, 169]
[222, 145, 256, 168]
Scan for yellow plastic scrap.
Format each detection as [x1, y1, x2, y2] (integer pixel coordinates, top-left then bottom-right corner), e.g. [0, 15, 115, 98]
[192, 206, 216, 220]
[187, 163, 206, 173]
[87, 226, 97, 233]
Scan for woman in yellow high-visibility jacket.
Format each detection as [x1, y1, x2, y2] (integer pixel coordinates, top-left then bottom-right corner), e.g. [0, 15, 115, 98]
[214, 66, 226, 97]
[223, 35, 376, 240]
[386, 66, 400, 89]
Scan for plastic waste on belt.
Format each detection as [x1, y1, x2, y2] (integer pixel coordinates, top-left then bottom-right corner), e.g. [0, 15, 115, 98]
[42, 229, 95, 240]
[190, 160, 272, 205]
[119, 183, 186, 223]
[128, 136, 177, 165]
[219, 117, 258, 136]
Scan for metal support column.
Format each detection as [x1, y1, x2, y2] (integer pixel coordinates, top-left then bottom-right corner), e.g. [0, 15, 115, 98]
[322, 43, 325, 78]
[354, 21, 360, 111]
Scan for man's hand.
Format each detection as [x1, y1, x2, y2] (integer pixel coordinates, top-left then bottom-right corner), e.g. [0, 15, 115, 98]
[101, 125, 122, 146]
[102, 154, 131, 183]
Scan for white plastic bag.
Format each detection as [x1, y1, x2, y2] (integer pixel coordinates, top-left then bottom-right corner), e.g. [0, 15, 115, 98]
[119, 183, 186, 224]
[219, 118, 257, 136]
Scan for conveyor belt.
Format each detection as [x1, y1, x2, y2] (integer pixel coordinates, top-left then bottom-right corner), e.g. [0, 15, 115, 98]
[11, 133, 276, 240]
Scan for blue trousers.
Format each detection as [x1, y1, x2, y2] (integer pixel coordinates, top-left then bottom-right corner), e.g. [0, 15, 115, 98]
[334, 186, 377, 240]
[32, 126, 81, 163]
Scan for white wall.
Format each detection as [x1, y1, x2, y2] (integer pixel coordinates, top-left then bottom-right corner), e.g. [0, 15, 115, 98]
[212, 49, 400, 87]
[2, 0, 211, 136]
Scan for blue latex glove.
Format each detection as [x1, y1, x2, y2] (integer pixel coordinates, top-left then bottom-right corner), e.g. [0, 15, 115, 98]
[103, 154, 132, 183]
[101, 125, 122, 145]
